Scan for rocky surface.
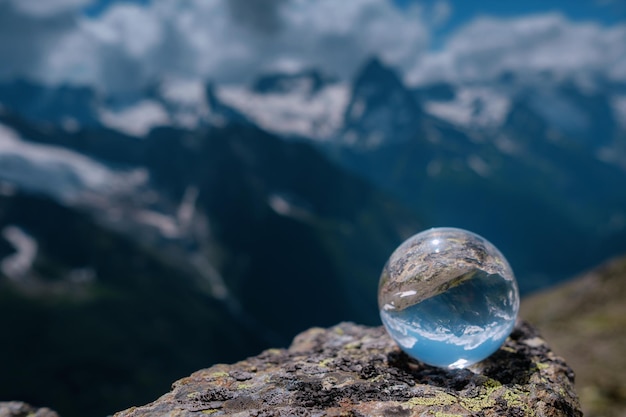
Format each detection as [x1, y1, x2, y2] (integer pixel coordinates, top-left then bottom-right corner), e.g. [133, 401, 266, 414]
[115, 321, 581, 416]
[0, 402, 59, 417]
[378, 227, 516, 310]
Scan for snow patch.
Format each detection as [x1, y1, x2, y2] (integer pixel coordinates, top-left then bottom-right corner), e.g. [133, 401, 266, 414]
[494, 134, 522, 156]
[424, 87, 511, 129]
[612, 96, 626, 129]
[0, 122, 148, 202]
[99, 100, 170, 137]
[216, 84, 350, 140]
[177, 186, 199, 232]
[1, 225, 37, 281]
[268, 193, 313, 221]
[467, 155, 490, 177]
[158, 78, 212, 129]
[159, 78, 206, 106]
[132, 210, 181, 239]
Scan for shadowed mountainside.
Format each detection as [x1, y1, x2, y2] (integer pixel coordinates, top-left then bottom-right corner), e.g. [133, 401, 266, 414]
[0, 122, 420, 417]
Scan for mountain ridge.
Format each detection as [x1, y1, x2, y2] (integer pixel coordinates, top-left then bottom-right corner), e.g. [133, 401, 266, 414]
[1, 54, 626, 417]
[0, 117, 421, 417]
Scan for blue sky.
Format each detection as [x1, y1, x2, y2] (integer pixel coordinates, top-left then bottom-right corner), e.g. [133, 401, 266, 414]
[397, 0, 626, 49]
[85, 0, 626, 23]
[395, 0, 626, 24]
[83, 0, 148, 16]
[1, 0, 624, 92]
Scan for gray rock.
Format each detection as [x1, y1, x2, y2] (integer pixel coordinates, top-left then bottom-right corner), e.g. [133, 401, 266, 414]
[0, 402, 59, 417]
[114, 321, 581, 416]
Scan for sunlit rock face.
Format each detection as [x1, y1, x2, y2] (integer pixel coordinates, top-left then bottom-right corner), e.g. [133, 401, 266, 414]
[113, 321, 581, 417]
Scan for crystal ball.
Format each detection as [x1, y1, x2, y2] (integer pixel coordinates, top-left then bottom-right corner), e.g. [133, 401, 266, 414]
[378, 227, 519, 369]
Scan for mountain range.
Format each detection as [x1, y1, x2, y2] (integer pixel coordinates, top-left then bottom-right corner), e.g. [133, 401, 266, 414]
[1, 56, 625, 416]
[0, 89, 419, 415]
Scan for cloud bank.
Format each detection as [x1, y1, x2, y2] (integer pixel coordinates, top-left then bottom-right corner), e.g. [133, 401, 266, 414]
[0, 0, 624, 93]
[408, 13, 626, 85]
[0, 0, 84, 80]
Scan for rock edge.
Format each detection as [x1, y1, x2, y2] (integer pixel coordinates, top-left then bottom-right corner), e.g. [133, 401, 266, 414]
[115, 321, 581, 417]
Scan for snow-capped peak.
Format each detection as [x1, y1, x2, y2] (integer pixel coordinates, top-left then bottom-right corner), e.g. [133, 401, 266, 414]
[423, 86, 511, 130]
[215, 75, 350, 140]
[99, 99, 170, 137]
[99, 78, 217, 136]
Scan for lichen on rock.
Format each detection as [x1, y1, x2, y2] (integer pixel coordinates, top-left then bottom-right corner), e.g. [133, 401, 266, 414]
[114, 321, 581, 417]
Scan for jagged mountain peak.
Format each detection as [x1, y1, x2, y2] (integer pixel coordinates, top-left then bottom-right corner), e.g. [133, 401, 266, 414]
[354, 57, 402, 89]
[342, 57, 423, 147]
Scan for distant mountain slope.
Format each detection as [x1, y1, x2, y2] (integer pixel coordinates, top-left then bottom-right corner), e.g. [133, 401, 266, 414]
[326, 58, 626, 293]
[341, 57, 423, 147]
[0, 192, 264, 417]
[521, 255, 626, 417]
[2, 55, 626, 416]
[0, 79, 101, 127]
[142, 123, 422, 332]
[0, 119, 421, 417]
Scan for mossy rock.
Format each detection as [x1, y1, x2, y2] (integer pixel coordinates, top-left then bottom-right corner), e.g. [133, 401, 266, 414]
[115, 321, 581, 416]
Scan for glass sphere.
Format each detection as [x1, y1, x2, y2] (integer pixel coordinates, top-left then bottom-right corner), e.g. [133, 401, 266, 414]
[378, 227, 519, 369]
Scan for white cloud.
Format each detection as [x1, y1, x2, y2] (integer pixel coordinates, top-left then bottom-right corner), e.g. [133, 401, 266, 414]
[408, 13, 626, 85]
[2, 0, 431, 93]
[1, 1, 625, 94]
[99, 99, 170, 136]
[3, 0, 92, 17]
[0, 1, 81, 81]
[86, 4, 163, 58]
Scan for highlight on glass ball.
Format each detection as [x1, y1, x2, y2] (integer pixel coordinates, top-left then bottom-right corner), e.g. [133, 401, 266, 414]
[378, 227, 520, 369]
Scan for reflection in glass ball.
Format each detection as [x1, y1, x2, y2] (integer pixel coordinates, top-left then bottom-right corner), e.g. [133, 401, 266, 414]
[378, 227, 519, 369]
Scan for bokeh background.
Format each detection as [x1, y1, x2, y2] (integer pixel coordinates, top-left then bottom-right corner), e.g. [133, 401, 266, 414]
[0, 0, 625, 416]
